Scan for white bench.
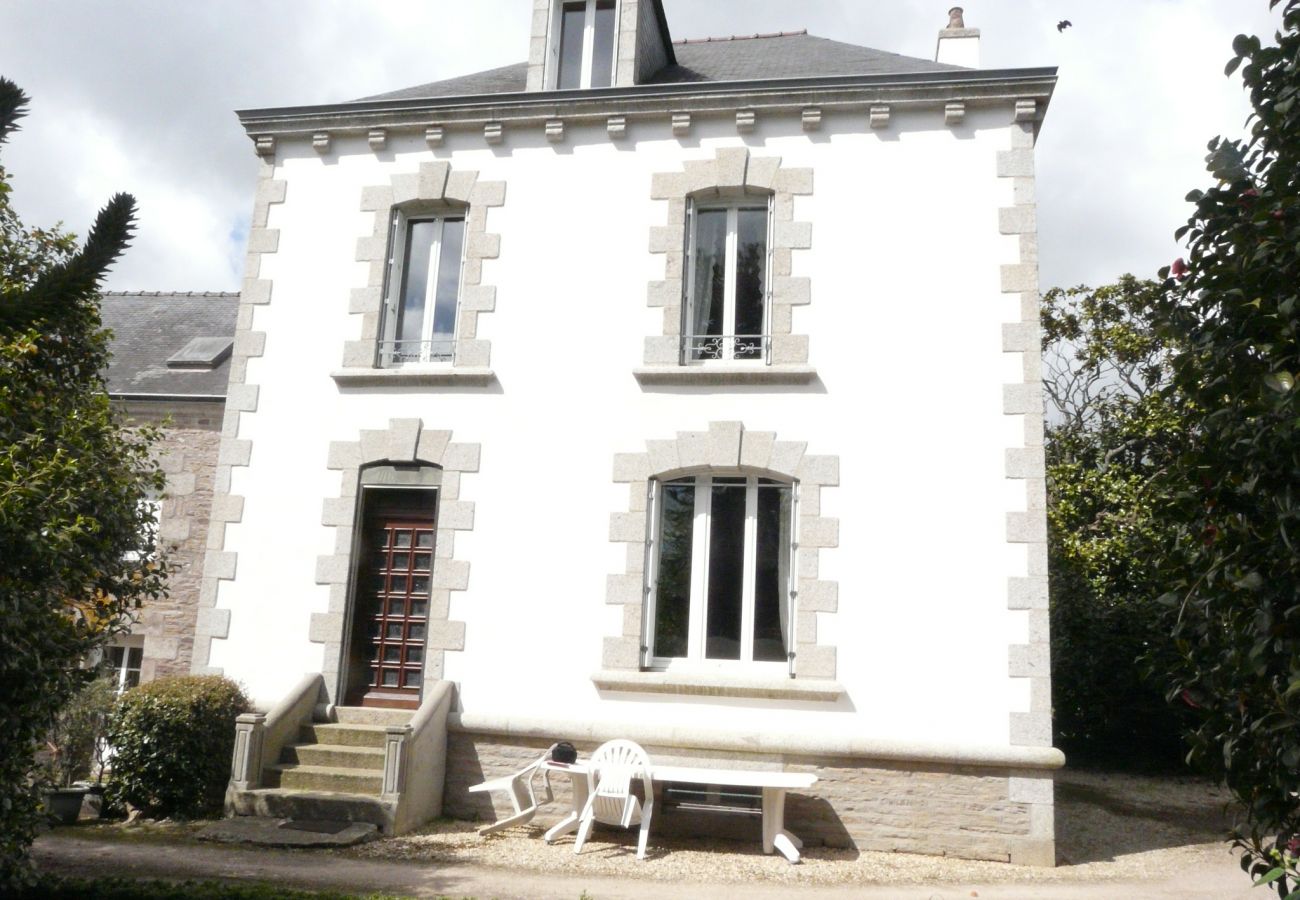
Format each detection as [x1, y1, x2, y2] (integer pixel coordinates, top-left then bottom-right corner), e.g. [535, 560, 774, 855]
[541, 761, 817, 862]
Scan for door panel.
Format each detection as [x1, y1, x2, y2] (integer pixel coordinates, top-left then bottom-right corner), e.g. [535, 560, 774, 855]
[346, 497, 437, 709]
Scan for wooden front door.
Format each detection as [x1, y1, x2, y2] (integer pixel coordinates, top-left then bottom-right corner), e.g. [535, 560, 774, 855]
[347, 506, 437, 709]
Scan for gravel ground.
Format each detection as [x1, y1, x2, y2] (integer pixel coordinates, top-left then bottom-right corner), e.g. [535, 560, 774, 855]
[344, 768, 1244, 888]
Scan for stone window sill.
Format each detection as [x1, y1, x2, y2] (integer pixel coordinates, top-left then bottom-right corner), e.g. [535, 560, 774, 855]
[591, 669, 844, 702]
[331, 367, 496, 388]
[633, 365, 818, 387]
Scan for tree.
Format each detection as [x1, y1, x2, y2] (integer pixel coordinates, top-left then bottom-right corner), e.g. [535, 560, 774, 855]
[1042, 276, 1190, 768]
[0, 77, 166, 887]
[1150, 1, 1300, 892]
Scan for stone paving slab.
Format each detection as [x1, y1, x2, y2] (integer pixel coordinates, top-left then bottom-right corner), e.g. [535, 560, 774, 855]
[197, 816, 378, 848]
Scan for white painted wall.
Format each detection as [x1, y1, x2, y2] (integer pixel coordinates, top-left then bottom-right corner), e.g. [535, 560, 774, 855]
[208, 105, 1035, 749]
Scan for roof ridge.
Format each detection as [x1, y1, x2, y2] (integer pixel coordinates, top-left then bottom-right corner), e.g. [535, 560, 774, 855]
[101, 291, 240, 298]
[674, 29, 808, 46]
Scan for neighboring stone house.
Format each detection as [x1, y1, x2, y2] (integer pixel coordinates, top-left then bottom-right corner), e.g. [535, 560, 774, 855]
[208, 2, 1062, 865]
[100, 291, 238, 687]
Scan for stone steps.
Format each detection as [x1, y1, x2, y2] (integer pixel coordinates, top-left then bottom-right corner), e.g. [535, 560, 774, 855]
[300, 723, 390, 749]
[263, 763, 383, 795]
[228, 788, 395, 832]
[280, 743, 386, 770]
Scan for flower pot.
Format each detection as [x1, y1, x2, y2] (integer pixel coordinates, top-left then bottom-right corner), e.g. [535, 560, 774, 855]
[44, 788, 88, 826]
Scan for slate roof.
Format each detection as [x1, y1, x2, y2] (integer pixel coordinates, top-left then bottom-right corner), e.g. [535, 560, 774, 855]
[359, 31, 965, 103]
[99, 292, 239, 399]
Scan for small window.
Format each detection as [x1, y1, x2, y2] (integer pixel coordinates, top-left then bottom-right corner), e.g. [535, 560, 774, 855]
[684, 200, 772, 364]
[646, 474, 794, 668]
[555, 0, 617, 90]
[105, 638, 144, 694]
[379, 213, 466, 367]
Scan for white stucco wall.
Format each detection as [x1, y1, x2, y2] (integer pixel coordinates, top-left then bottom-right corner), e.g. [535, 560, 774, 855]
[208, 106, 1036, 750]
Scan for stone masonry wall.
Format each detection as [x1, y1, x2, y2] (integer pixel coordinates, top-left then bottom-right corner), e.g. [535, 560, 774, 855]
[135, 425, 221, 681]
[445, 731, 1048, 864]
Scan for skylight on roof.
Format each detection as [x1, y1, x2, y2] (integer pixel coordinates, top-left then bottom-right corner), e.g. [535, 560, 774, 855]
[166, 337, 234, 369]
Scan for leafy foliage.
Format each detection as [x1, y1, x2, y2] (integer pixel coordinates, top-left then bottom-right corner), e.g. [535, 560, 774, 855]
[1042, 277, 1190, 768]
[105, 676, 251, 818]
[42, 677, 117, 789]
[0, 76, 163, 889]
[1147, 1, 1300, 892]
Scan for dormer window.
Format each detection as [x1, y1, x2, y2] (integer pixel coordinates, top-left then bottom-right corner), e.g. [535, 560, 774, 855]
[556, 0, 617, 89]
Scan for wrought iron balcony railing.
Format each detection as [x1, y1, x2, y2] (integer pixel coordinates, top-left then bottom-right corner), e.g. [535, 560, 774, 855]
[681, 334, 771, 363]
[377, 339, 457, 367]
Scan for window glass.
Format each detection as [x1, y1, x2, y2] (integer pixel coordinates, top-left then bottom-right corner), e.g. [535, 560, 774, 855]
[686, 202, 771, 362]
[431, 217, 465, 359]
[384, 216, 465, 366]
[591, 0, 617, 88]
[705, 481, 746, 660]
[690, 209, 728, 360]
[653, 481, 694, 659]
[753, 484, 791, 662]
[395, 220, 436, 355]
[734, 207, 769, 359]
[649, 475, 793, 667]
[558, 2, 586, 90]
[107, 643, 143, 693]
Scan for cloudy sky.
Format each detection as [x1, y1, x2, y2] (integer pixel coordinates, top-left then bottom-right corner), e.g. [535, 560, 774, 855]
[0, 1, 1284, 293]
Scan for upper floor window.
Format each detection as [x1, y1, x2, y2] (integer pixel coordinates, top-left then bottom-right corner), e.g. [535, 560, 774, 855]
[556, 0, 617, 89]
[684, 199, 772, 364]
[647, 474, 794, 669]
[379, 213, 466, 367]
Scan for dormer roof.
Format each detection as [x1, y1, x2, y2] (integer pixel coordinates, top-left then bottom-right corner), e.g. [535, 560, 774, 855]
[359, 32, 966, 104]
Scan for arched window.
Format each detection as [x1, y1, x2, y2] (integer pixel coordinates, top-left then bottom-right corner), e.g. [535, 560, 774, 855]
[646, 472, 794, 668]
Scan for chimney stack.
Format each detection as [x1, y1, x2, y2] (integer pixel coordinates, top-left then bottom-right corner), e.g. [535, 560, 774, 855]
[936, 6, 980, 67]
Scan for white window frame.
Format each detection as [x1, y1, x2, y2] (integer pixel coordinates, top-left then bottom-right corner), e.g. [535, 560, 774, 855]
[379, 211, 466, 367]
[683, 197, 775, 365]
[549, 0, 620, 90]
[643, 473, 797, 674]
[105, 636, 144, 695]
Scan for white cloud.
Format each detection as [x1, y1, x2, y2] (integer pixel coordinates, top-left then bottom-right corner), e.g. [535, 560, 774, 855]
[0, 0, 1287, 292]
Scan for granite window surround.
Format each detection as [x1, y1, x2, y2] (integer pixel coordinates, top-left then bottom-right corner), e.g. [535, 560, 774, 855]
[333, 162, 506, 388]
[312, 418, 481, 707]
[599, 421, 841, 700]
[638, 147, 816, 387]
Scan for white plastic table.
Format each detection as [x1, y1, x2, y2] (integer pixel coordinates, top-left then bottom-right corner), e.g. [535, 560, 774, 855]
[540, 760, 817, 863]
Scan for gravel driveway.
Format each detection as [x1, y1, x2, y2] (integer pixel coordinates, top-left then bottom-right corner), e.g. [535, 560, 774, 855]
[33, 768, 1258, 899]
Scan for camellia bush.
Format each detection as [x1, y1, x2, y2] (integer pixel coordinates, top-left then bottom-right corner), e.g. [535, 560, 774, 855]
[105, 676, 251, 819]
[0, 77, 165, 888]
[1149, 1, 1300, 893]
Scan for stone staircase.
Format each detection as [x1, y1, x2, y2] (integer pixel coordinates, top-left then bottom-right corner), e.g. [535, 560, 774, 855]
[229, 707, 412, 831]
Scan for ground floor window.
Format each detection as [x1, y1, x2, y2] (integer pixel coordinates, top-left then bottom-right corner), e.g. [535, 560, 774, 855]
[647, 474, 793, 668]
[105, 636, 144, 694]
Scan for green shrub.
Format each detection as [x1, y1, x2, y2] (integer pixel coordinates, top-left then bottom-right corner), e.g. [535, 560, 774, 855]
[11, 876, 413, 899]
[105, 676, 250, 818]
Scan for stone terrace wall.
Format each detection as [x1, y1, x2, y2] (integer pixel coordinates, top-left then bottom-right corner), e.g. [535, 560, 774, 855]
[444, 730, 1051, 865]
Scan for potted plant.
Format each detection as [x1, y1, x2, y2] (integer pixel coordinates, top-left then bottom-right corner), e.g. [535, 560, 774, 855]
[42, 676, 117, 825]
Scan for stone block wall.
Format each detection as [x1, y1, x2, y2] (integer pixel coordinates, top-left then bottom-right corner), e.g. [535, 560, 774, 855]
[444, 730, 1054, 865]
[134, 422, 222, 681]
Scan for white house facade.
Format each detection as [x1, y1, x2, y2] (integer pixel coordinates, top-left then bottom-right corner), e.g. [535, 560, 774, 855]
[204, 1, 1062, 865]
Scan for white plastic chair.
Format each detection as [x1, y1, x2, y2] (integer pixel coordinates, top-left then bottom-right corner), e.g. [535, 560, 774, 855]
[467, 746, 556, 835]
[573, 739, 654, 860]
